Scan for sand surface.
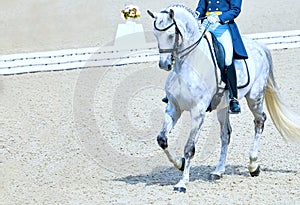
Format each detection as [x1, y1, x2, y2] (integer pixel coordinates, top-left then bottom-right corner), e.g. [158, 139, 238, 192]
[1, 1, 300, 204]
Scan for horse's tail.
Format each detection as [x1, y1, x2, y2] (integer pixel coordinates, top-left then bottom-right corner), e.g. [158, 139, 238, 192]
[265, 49, 300, 142]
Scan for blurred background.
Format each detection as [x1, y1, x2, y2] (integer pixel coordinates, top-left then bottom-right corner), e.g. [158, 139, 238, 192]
[0, 0, 299, 54]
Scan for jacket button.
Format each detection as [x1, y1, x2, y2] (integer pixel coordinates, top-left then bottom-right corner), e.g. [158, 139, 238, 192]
[208, 8, 212, 11]
[216, 8, 219, 11]
[216, 1, 220, 3]
[208, 1, 211, 3]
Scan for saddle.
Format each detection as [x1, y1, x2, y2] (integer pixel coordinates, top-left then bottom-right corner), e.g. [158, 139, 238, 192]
[205, 32, 250, 112]
[205, 32, 250, 89]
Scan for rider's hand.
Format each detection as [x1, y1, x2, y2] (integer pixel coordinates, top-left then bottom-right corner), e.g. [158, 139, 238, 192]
[199, 19, 209, 29]
[207, 13, 220, 24]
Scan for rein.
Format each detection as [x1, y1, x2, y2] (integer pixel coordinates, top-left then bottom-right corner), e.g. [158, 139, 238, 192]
[178, 23, 210, 59]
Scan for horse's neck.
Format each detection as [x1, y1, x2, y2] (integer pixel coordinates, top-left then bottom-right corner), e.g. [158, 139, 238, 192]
[181, 34, 212, 70]
[172, 10, 216, 83]
[175, 35, 217, 94]
[183, 19, 201, 43]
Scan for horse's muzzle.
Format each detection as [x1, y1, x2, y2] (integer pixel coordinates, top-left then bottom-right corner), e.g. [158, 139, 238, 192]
[159, 62, 172, 71]
[159, 55, 174, 71]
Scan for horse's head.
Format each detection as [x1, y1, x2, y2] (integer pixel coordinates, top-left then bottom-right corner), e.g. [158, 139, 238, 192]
[148, 5, 200, 71]
[147, 9, 178, 71]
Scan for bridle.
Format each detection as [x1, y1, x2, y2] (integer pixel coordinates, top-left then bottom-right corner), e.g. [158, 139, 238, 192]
[154, 10, 209, 62]
[154, 11, 182, 57]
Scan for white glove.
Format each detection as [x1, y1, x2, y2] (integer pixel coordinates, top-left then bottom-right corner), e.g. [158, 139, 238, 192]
[200, 19, 209, 29]
[207, 13, 220, 24]
[200, 19, 219, 31]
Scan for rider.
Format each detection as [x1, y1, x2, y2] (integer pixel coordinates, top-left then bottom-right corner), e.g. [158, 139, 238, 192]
[196, 0, 248, 113]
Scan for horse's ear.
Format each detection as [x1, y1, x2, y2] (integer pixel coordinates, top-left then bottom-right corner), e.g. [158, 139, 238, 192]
[169, 9, 174, 19]
[147, 10, 156, 19]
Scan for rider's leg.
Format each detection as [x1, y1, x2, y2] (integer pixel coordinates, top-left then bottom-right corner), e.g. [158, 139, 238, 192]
[226, 63, 241, 113]
[214, 26, 240, 113]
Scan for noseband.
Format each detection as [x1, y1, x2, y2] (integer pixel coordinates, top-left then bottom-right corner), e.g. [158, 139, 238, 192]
[154, 10, 208, 61]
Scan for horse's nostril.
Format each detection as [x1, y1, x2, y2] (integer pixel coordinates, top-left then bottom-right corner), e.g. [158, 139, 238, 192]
[168, 64, 172, 70]
[159, 62, 163, 68]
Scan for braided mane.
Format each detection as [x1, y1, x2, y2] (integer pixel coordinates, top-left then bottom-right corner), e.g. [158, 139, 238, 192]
[166, 4, 198, 19]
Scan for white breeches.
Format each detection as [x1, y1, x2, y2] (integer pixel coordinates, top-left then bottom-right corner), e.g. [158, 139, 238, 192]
[208, 23, 233, 66]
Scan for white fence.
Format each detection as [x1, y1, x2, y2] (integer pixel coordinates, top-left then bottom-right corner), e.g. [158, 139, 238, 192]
[0, 30, 300, 76]
[245, 30, 300, 50]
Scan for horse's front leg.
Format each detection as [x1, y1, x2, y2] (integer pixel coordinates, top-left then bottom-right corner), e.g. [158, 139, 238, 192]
[173, 107, 205, 193]
[211, 107, 231, 179]
[157, 103, 184, 170]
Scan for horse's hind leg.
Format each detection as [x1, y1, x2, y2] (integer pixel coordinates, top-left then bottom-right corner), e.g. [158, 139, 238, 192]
[246, 94, 267, 177]
[157, 103, 183, 170]
[211, 107, 231, 179]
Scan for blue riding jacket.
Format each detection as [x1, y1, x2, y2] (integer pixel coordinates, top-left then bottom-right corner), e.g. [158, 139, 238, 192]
[196, 0, 248, 59]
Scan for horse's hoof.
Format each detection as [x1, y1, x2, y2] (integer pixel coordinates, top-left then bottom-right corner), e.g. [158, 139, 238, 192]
[173, 187, 186, 193]
[179, 158, 185, 171]
[209, 173, 222, 181]
[250, 165, 260, 177]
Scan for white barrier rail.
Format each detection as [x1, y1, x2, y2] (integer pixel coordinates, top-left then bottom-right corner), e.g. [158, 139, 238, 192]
[1, 30, 300, 76]
[245, 30, 300, 50]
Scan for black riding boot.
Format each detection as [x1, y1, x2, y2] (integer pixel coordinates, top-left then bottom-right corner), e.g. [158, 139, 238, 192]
[162, 96, 168, 103]
[226, 63, 241, 114]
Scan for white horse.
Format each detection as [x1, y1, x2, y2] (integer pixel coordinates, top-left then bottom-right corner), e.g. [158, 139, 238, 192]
[147, 4, 300, 192]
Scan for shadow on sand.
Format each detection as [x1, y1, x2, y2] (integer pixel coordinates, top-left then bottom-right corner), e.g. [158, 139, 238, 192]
[114, 164, 297, 186]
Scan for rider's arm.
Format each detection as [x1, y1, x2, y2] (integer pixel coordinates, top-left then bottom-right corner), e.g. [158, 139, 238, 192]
[218, 0, 242, 24]
[195, 0, 207, 18]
